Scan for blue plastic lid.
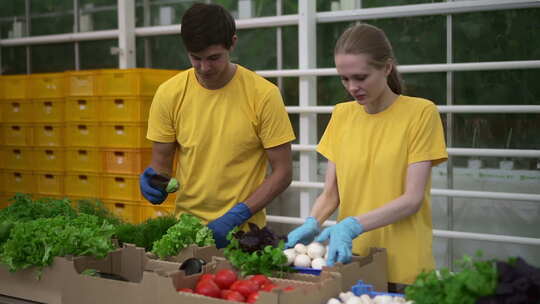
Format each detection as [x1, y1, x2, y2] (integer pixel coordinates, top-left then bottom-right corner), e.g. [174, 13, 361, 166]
[351, 280, 405, 298]
[292, 266, 322, 276]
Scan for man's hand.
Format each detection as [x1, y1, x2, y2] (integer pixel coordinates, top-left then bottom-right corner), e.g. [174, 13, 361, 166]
[315, 217, 364, 266]
[139, 167, 168, 204]
[208, 203, 252, 248]
[285, 217, 320, 248]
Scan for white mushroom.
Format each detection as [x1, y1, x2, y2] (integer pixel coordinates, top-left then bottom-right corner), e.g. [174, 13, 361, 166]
[311, 257, 327, 269]
[293, 254, 311, 267]
[339, 291, 355, 303]
[283, 248, 297, 266]
[294, 243, 307, 255]
[307, 242, 326, 259]
[327, 298, 342, 304]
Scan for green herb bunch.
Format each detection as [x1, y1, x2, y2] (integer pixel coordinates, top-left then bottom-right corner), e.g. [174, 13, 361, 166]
[115, 215, 178, 251]
[405, 253, 497, 304]
[0, 214, 116, 273]
[75, 199, 123, 226]
[151, 213, 215, 259]
[0, 193, 77, 222]
[224, 225, 291, 277]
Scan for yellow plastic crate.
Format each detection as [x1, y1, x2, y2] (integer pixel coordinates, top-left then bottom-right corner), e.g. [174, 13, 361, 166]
[99, 96, 152, 122]
[64, 172, 101, 198]
[96, 68, 178, 96]
[101, 174, 141, 201]
[65, 70, 97, 96]
[140, 204, 175, 222]
[2, 147, 33, 171]
[2, 123, 33, 146]
[65, 148, 102, 172]
[33, 148, 65, 172]
[99, 123, 151, 148]
[34, 171, 64, 196]
[1, 100, 33, 122]
[33, 123, 64, 147]
[65, 97, 99, 122]
[102, 148, 151, 175]
[0, 75, 28, 99]
[28, 73, 65, 99]
[65, 123, 100, 147]
[2, 170, 36, 194]
[103, 200, 141, 224]
[32, 98, 65, 122]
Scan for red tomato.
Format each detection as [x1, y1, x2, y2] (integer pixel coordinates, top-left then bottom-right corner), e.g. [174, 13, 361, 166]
[222, 290, 246, 302]
[260, 283, 278, 292]
[195, 279, 221, 298]
[246, 291, 259, 304]
[282, 285, 295, 292]
[177, 288, 193, 293]
[230, 279, 259, 297]
[214, 269, 238, 289]
[249, 274, 272, 288]
[199, 273, 216, 282]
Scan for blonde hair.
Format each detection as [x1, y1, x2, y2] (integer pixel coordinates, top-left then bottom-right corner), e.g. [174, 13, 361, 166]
[334, 23, 403, 94]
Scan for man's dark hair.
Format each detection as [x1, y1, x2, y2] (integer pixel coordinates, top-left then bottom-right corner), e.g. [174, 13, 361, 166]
[180, 3, 236, 52]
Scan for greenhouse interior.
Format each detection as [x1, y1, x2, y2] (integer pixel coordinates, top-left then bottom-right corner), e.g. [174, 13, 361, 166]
[0, 0, 539, 303]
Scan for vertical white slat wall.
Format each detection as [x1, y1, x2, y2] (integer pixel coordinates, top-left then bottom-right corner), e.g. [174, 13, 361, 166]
[297, 0, 318, 219]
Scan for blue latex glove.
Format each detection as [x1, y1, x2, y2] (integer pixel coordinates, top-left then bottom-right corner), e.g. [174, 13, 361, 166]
[285, 216, 320, 248]
[139, 167, 168, 204]
[208, 203, 252, 249]
[315, 216, 364, 266]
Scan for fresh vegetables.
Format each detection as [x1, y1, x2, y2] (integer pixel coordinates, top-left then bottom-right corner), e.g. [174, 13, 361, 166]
[284, 242, 328, 269]
[327, 291, 409, 304]
[0, 193, 77, 222]
[215, 269, 238, 289]
[115, 215, 177, 251]
[405, 253, 497, 304]
[0, 214, 116, 274]
[178, 268, 295, 302]
[151, 213, 215, 259]
[179, 257, 207, 275]
[477, 257, 540, 303]
[224, 224, 291, 276]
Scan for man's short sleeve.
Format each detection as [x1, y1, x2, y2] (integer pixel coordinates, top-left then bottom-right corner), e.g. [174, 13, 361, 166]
[258, 86, 296, 148]
[147, 84, 177, 143]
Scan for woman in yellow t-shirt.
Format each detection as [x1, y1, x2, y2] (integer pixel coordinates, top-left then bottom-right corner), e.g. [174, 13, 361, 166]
[286, 23, 448, 288]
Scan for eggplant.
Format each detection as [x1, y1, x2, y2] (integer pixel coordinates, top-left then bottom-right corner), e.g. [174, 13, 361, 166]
[179, 257, 206, 275]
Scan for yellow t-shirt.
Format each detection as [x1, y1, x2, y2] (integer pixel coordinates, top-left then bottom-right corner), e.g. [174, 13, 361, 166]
[147, 65, 295, 228]
[317, 95, 448, 284]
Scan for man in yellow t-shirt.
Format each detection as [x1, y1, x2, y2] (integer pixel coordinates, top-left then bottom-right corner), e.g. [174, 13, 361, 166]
[286, 23, 447, 287]
[140, 3, 295, 248]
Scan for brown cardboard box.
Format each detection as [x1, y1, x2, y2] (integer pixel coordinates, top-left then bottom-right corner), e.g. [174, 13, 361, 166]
[0, 244, 146, 304]
[144, 244, 223, 274]
[156, 257, 343, 304]
[0, 257, 70, 304]
[321, 247, 388, 292]
[62, 244, 155, 304]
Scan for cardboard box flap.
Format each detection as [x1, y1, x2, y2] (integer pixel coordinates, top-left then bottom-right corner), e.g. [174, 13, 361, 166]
[321, 247, 388, 292]
[72, 243, 146, 283]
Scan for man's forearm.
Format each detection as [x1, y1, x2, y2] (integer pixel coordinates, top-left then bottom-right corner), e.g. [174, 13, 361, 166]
[243, 167, 292, 214]
[150, 142, 177, 176]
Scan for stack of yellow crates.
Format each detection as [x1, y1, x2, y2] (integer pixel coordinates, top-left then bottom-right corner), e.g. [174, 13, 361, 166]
[0, 74, 35, 208]
[0, 69, 179, 223]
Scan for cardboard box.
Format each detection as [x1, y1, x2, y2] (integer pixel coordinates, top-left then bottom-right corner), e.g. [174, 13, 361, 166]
[0, 244, 145, 304]
[321, 247, 388, 292]
[156, 257, 342, 304]
[0, 257, 69, 304]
